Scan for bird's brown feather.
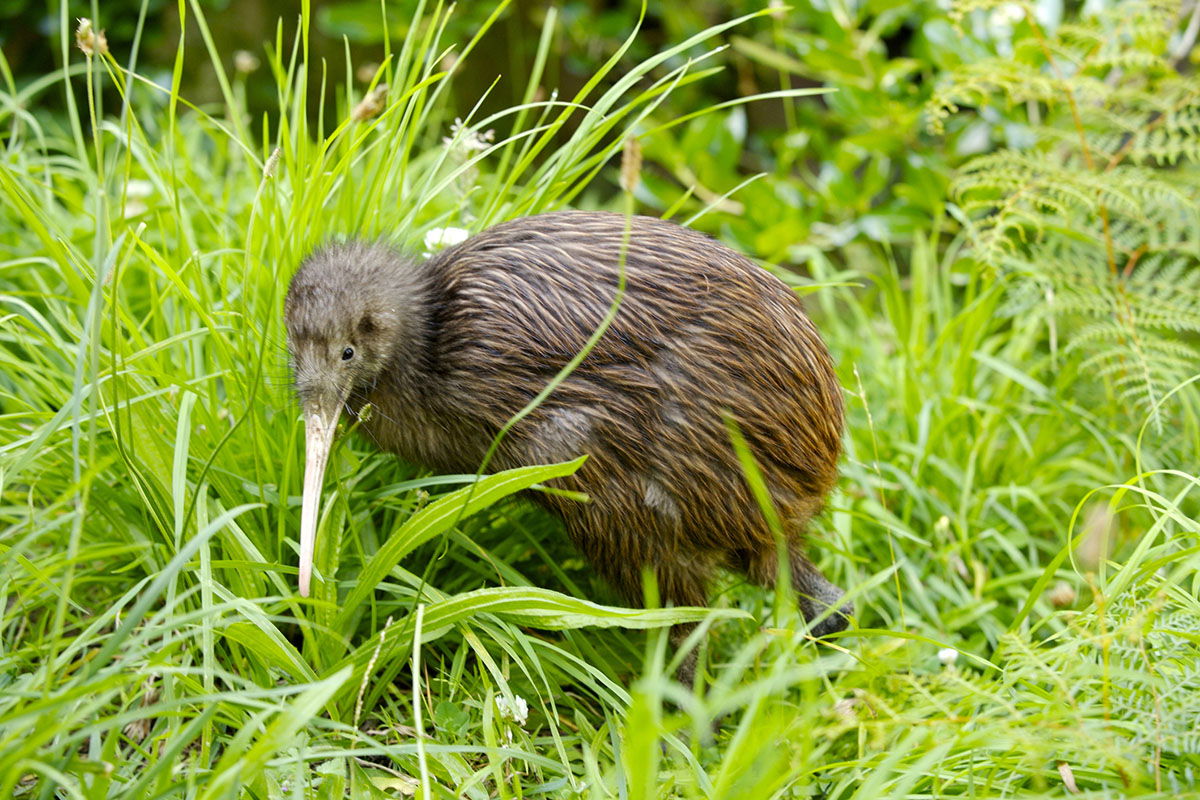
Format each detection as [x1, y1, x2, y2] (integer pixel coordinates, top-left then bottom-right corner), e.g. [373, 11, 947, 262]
[288, 211, 851, 680]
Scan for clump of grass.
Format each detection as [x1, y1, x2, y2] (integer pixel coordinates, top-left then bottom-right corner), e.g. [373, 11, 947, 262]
[1, 1, 1197, 798]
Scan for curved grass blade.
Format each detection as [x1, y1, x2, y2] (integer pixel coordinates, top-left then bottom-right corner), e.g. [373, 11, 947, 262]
[335, 456, 587, 625]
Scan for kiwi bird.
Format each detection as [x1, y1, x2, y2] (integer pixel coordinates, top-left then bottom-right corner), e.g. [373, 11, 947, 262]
[285, 211, 851, 673]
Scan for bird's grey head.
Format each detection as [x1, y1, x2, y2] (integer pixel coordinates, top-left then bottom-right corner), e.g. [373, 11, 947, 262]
[285, 241, 421, 413]
[284, 239, 425, 597]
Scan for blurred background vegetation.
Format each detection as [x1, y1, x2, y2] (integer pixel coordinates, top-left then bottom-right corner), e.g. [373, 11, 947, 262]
[2, 0, 965, 252]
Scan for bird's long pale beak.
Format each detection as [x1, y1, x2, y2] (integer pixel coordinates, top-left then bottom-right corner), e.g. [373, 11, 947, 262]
[298, 407, 337, 597]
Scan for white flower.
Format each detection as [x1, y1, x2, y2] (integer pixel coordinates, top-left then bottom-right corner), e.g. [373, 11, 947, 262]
[990, 2, 1025, 26]
[123, 179, 154, 218]
[423, 226, 470, 253]
[938, 647, 959, 667]
[495, 694, 528, 726]
[126, 179, 154, 198]
[234, 50, 260, 74]
[356, 62, 379, 83]
[442, 117, 496, 152]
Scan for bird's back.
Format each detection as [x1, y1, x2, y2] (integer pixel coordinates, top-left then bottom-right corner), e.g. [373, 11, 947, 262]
[395, 211, 843, 553]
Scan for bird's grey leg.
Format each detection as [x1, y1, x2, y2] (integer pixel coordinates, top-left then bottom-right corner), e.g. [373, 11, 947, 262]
[654, 558, 712, 688]
[790, 550, 853, 638]
[742, 542, 852, 638]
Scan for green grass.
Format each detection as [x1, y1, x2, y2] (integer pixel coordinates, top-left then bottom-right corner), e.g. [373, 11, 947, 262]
[1, 2, 1198, 798]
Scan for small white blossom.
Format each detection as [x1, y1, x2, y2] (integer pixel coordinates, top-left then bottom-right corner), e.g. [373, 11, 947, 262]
[990, 2, 1025, 26]
[122, 179, 154, 218]
[938, 647, 959, 667]
[234, 50, 260, 74]
[495, 694, 528, 727]
[126, 179, 154, 198]
[356, 62, 379, 83]
[442, 118, 495, 152]
[423, 226, 470, 254]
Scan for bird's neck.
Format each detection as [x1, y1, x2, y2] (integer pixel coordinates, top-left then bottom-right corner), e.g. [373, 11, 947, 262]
[353, 256, 463, 467]
[375, 257, 436, 399]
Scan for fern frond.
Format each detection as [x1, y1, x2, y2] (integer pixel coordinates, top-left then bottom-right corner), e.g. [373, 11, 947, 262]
[926, 64, 1099, 134]
[939, 0, 1199, 431]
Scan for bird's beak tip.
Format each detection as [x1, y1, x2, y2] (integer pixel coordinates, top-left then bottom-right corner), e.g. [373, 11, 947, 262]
[298, 406, 338, 599]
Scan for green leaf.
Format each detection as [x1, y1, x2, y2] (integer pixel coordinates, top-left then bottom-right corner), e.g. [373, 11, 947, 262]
[335, 456, 587, 625]
[222, 621, 317, 683]
[434, 700, 472, 737]
[326, 584, 748, 707]
[418, 586, 749, 631]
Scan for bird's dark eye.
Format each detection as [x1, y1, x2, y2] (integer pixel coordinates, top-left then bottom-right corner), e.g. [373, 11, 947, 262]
[341, 347, 355, 361]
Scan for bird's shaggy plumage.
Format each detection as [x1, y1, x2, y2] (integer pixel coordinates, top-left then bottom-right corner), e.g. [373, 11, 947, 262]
[286, 211, 850, 675]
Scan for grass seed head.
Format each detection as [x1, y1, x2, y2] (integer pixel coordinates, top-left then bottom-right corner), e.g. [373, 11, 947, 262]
[352, 84, 389, 121]
[620, 136, 642, 194]
[75, 18, 108, 57]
